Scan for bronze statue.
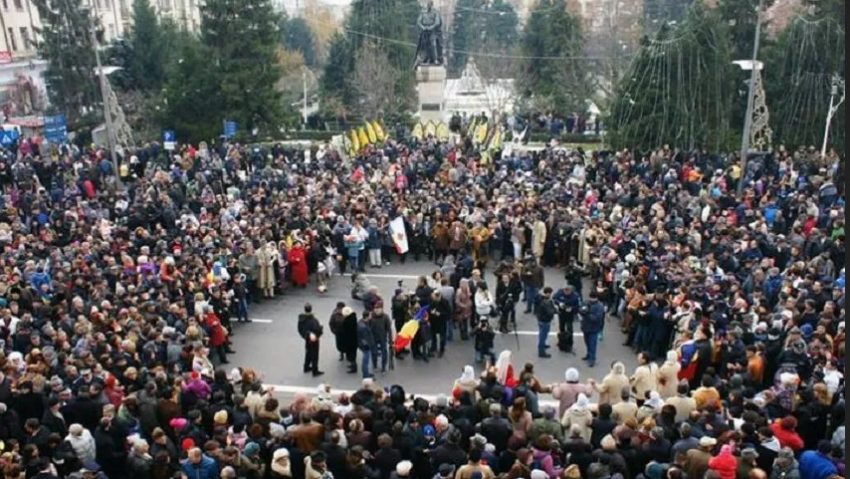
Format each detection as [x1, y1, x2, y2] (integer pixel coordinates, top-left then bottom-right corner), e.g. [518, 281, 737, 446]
[415, 1, 443, 67]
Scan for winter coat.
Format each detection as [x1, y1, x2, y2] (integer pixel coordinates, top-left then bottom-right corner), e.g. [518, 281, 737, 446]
[798, 451, 838, 479]
[181, 454, 219, 479]
[709, 451, 738, 479]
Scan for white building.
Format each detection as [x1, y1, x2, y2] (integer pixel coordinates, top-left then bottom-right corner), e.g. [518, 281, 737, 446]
[443, 61, 515, 118]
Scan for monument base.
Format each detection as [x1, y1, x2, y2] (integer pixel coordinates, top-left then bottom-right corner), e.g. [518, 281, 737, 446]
[416, 64, 447, 123]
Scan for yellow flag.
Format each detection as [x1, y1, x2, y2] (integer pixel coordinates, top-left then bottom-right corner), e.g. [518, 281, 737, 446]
[349, 129, 360, 152]
[372, 120, 386, 142]
[424, 121, 437, 138]
[436, 122, 450, 141]
[474, 123, 487, 144]
[412, 122, 424, 140]
[358, 127, 369, 147]
[365, 122, 378, 144]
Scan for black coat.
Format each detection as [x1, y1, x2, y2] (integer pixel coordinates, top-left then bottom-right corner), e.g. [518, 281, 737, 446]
[341, 313, 359, 354]
[297, 313, 323, 341]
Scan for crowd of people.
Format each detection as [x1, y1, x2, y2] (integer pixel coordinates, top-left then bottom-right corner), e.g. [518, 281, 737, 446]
[0, 126, 842, 479]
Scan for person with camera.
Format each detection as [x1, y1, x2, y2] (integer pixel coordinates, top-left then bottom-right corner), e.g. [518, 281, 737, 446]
[536, 287, 556, 358]
[495, 273, 521, 334]
[473, 319, 496, 365]
[579, 292, 606, 367]
[297, 303, 324, 377]
[553, 284, 581, 353]
[521, 255, 544, 315]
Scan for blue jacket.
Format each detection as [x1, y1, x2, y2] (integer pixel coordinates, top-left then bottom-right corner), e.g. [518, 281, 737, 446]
[357, 319, 376, 352]
[798, 451, 837, 479]
[580, 300, 605, 334]
[181, 455, 219, 479]
[366, 225, 382, 249]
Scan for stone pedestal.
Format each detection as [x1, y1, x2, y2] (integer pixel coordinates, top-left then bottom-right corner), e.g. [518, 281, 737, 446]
[416, 65, 447, 123]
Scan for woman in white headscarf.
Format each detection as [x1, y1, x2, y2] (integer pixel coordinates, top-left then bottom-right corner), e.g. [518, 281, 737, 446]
[637, 391, 664, 422]
[657, 350, 681, 399]
[595, 361, 630, 405]
[561, 393, 593, 442]
[452, 365, 479, 400]
[552, 368, 595, 419]
[494, 350, 518, 388]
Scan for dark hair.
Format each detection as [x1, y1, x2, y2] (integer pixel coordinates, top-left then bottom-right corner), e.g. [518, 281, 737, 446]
[304, 303, 313, 313]
[469, 448, 482, 462]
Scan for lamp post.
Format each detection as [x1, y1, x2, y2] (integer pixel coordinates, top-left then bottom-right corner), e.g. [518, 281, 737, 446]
[88, 21, 121, 187]
[820, 73, 845, 158]
[737, 0, 764, 196]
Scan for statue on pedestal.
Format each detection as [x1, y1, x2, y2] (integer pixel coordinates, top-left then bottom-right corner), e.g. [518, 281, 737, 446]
[415, 1, 443, 67]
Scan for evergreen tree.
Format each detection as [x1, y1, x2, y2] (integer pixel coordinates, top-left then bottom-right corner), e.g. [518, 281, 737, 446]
[449, 0, 518, 75]
[201, 0, 284, 135]
[128, 0, 167, 91]
[608, 3, 737, 151]
[319, 0, 419, 119]
[281, 14, 318, 68]
[519, 0, 589, 113]
[764, 3, 844, 150]
[31, 0, 99, 124]
[320, 33, 353, 109]
[161, 37, 222, 142]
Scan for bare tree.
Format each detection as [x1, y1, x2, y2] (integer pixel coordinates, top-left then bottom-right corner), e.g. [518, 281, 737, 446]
[352, 41, 401, 119]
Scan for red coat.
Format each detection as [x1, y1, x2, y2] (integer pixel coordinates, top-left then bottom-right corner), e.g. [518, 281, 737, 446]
[204, 312, 227, 347]
[289, 246, 309, 286]
[708, 451, 738, 479]
[771, 422, 805, 452]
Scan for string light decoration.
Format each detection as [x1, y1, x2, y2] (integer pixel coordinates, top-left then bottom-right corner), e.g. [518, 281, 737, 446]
[608, 3, 736, 152]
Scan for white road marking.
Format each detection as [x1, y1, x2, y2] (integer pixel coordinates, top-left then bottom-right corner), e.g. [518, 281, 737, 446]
[512, 331, 584, 337]
[342, 273, 421, 279]
[247, 318, 274, 323]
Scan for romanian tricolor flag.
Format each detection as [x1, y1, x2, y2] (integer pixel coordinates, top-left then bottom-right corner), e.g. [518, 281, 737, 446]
[393, 306, 429, 352]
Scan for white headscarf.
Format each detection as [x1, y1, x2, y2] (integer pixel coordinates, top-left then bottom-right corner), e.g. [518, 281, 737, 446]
[460, 365, 475, 383]
[664, 351, 679, 367]
[571, 393, 590, 411]
[645, 391, 663, 409]
[495, 350, 512, 385]
[565, 368, 580, 382]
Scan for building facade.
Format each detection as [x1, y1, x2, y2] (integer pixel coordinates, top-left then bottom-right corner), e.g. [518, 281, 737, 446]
[0, 0, 201, 119]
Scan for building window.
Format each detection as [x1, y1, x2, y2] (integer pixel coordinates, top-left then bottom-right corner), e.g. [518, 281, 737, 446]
[19, 27, 28, 49]
[6, 28, 16, 51]
[13, 0, 22, 10]
[1, 0, 7, 11]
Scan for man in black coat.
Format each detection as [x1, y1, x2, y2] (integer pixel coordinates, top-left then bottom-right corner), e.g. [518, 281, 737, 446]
[429, 291, 450, 358]
[297, 303, 324, 377]
[430, 429, 467, 471]
[341, 307, 359, 374]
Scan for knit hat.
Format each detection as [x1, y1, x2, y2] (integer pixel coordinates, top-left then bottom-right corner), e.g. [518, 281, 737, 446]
[780, 416, 797, 430]
[169, 418, 188, 430]
[564, 464, 581, 479]
[181, 438, 195, 452]
[396, 460, 413, 476]
[213, 410, 228, 425]
[531, 470, 549, 479]
[243, 442, 260, 458]
[272, 448, 289, 461]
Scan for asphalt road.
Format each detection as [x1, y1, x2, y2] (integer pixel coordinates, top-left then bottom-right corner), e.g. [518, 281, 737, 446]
[228, 260, 638, 398]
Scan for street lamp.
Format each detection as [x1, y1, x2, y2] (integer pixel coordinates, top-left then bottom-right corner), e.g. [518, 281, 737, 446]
[820, 73, 845, 158]
[83, 9, 122, 187]
[737, 0, 764, 196]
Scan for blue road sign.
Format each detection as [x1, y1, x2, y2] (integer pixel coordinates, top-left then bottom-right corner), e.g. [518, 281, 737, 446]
[43, 115, 67, 144]
[0, 129, 19, 147]
[163, 129, 176, 150]
[223, 120, 237, 139]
